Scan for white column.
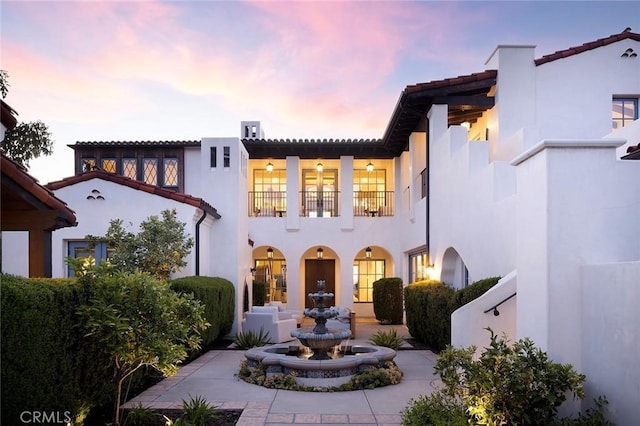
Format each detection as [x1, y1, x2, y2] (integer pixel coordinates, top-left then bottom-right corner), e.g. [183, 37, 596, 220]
[286, 156, 300, 231]
[340, 156, 354, 230]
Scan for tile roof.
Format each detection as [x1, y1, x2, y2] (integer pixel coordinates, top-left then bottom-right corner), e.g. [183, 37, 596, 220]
[622, 142, 640, 160]
[241, 138, 394, 159]
[1, 100, 18, 130]
[1, 152, 77, 229]
[535, 29, 640, 65]
[69, 140, 201, 148]
[46, 171, 221, 218]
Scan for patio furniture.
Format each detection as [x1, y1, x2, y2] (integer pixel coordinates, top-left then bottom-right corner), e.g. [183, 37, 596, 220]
[242, 306, 297, 343]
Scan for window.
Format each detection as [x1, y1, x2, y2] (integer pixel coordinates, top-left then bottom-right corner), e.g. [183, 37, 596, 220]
[101, 158, 116, 173]
[122, 158, 137, 179]
[353, 169, 387, 216]
[210, 147, 217, 168]
[81, 158, 96, 172]
[252, 169, 286, 216]
[223, 146, 230, 168]
[163, 158, 178, 187]
[613, 98, 638, 129]
[143, 158, 158, 185]
[408, 249, 429, 283]
[353, 259, 385, 302]
[254, 258, 287, 301]
[67, 241, 112, 277]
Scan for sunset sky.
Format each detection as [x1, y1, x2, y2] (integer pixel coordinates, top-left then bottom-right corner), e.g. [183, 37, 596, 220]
[2, 1, 639, 184]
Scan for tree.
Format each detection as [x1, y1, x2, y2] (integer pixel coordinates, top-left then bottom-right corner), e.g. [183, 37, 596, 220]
[89, 209, 194, 280]
[1, 69, 54, 168]
[74, 264, 208, 426]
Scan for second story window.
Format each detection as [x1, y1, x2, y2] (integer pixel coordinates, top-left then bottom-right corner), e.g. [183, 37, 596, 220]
[163, 158, 178, 187]
[613, 97, 638, 129]
[251, 169, 286, 216]
[101, 158, 116, 173]
[122, 158, 137, 179]
[143, 158, 158, 186]
[81, 158, 96, 172]
[223, 146, 230, 168]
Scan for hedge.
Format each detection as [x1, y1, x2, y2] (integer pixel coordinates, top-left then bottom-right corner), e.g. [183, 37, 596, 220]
[170, 276, 235, 349]
[404, 277, 502, 351]
[252, 280, 268, 306]
[372, 277, 404, 324]
[0, 274, 113, 425]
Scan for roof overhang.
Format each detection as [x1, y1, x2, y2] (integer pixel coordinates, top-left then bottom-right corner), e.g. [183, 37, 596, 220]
[382, 70, 497, 152]
[242, 138, 399, 159]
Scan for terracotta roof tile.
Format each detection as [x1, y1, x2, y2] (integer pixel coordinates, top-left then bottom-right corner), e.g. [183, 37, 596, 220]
[46, 171, 220, 218]
[535, 29, 640, 65]
[69, 140, 201, 148]
[1, 153, 77, 228]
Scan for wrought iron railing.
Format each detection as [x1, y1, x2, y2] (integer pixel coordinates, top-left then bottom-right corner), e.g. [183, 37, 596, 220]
[299, 190, 340, 217]
[248, 191, 287, 217]
[353, 191, 394, 216]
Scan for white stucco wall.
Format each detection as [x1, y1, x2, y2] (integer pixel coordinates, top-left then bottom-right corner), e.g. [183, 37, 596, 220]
[50, 178, 202, 278]
[1, 231, 29, 276]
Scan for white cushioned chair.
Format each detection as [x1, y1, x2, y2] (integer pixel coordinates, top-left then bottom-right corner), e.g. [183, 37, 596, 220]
[267, 301, 303, 326]
[241, 306, 297, 343]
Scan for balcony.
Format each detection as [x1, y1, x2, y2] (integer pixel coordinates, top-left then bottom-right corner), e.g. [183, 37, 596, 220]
[353, 191, 394, 217]
[249, 190, 395, 217]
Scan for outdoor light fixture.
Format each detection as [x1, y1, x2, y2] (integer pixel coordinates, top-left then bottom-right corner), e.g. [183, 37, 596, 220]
[365, 247, 372, 259]
[316, 247, 324, 259]
[366, 162, 374, 172]
[493, 308, 500, 316]
[266, 162, 274, 172]
[425, 263, 435, 276]
[316, 162, 323, 172]
[267, 247, 273, 259]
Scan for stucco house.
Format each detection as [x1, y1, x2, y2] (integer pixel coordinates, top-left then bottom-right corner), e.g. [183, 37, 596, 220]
[1, 29, 638, 422]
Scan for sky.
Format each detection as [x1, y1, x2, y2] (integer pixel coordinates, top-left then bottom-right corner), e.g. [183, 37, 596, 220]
[2, 0, 639, 184]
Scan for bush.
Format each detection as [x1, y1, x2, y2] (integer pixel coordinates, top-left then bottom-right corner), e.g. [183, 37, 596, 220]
[252, 280, 267, 306]
[404, 280, 455, 350]
[401, 390, 467, 426]
[436, 330, 586, 425]
[234, 328, 271, 349]
[0, 274, 113, 425]
[170, 276, 235, 350]
[369, 329, 406, 350]
[453, 276, 501, 307]
[372, 277, 404, 324]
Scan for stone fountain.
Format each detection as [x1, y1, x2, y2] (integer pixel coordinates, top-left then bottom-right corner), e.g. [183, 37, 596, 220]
[244, 280, 397, 388]
[290, 280, 352, 360]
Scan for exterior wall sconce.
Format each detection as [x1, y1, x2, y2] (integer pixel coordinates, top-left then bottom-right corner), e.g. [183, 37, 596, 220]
[366, 162, 374, 172]
[267, 247, 274, 259]
[266, 162, 274, 172]
[365, 247, 372, 259]
[250, 267, 256, 277]
[316, 162, 323, 172]
[425, 264, 435, 276]
[316, 247, 324, 259]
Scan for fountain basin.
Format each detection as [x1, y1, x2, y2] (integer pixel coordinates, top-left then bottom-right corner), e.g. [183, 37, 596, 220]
[244, 344, 397, 388]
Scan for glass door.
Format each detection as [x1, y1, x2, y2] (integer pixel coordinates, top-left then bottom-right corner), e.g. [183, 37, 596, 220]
[302, 169, 338, 217]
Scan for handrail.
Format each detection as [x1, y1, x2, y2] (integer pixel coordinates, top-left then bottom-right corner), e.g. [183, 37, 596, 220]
[483, 292, 516, 316]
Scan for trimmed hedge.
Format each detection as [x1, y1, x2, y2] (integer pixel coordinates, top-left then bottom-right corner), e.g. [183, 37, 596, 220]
[252, 280, 267, 306]
[454, 276, 501, 307]
[404, 280, 455, 350]
[170, 276, 235, 349]
[404, 277, 502, 351]
[0, 274, 113, 425]
[372, 277, 404, 324]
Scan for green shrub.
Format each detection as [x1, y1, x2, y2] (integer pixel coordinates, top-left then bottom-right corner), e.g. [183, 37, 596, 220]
[170, 276, 235, 350]
[181, 394, 219, 426]
[372, 277, 404, 324]
[0, 274, 113, 425]
[369, 329, 406, 350]
[401, 390, 467, 426]
[234, 328, 271, 349]
[404, 280, 455, 350]
[124, 403, 158, 426]
[453, 276, 501, 307]
[436, 330, 587, 425]
[252, 280, 267, 306]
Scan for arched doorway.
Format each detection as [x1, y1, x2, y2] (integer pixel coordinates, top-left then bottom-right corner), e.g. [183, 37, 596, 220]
[441, 247, 468, 290]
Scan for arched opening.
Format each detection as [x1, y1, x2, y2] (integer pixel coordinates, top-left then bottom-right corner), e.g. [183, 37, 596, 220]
[252, 246, 287, 303]
[441, 247, 469, 290]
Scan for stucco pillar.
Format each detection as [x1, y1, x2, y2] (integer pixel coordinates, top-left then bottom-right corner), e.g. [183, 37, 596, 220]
[340, 156, 354, 230]
[286, 156, 300, 231]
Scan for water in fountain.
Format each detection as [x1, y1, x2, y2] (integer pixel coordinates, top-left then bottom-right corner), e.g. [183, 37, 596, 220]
[290, 280, 352, 360]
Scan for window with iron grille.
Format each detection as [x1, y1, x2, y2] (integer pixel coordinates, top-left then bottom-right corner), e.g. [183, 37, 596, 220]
[143, 158, 158, 185]
[101, 158, 116, 173]
[122, 158, 137, 180]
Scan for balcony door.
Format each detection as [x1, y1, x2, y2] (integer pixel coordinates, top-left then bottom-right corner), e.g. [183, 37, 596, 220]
[302, 169, 337, 217]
